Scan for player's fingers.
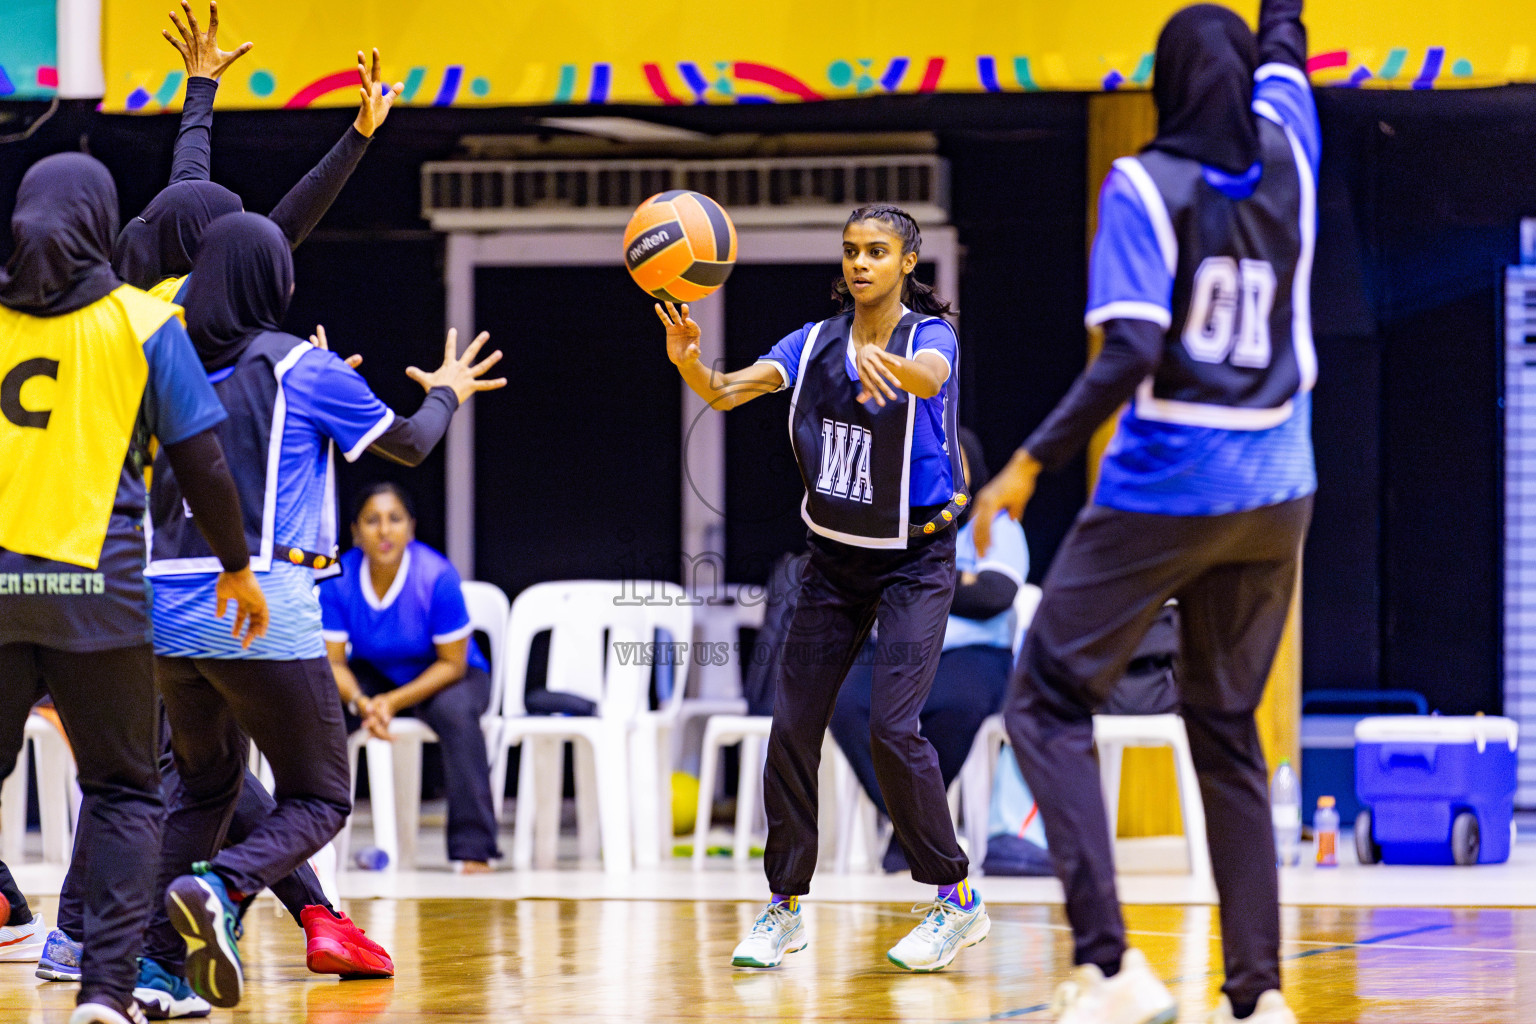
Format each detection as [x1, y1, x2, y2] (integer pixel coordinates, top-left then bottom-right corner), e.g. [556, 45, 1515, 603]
[169, 11, 192, 48]
[654, 303, 672, 328]
[216, 592, 228, 619]
[473, 377, 509, 391]
[345, 354, 364, 369]
[443, 327, 458, 362]
[207, 0, 218, 36]
[183, 0, 200, 41]
[405, 366, 427, 385]
[231, 605, 248, 640]
[468, 350, 503, 376]
[232, 41, 252, 59]
[162, 29, 186, 54]
[459, 330, 490, 363]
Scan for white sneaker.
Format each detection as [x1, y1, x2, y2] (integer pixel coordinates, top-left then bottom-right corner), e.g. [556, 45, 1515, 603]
[0, 913, 48, 962]
[1211, 990, 1296, 1024]
[1051, 947, 1176, 1024]
[886, 899, 990, 972]
[731, 903, 807, 968]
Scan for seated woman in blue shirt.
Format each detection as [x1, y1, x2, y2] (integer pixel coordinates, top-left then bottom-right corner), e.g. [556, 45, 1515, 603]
[830, 428, 1029, 872]
[320, 484, 501, 872]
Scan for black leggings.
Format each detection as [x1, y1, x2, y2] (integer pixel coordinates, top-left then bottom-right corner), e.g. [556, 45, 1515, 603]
[0, 643, 163, 1008]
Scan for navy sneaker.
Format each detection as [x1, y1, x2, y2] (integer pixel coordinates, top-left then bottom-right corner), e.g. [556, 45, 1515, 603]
[133, 957, 211, 1020]
[36, 927, 82, 981]
[164, 864, 242, 1009]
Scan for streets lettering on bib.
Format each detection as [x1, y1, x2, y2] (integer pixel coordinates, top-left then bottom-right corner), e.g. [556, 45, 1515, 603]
[1124, 114, 1315, 429]
[789, 311, 962, 549]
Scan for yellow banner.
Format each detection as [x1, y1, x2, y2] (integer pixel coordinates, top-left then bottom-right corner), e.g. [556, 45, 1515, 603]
[102, 1, 1536, 113]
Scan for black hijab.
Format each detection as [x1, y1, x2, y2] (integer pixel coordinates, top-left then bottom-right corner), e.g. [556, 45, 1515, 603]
[113, 180, 242, 291]
[0, 153, 122, 317]
[1147, 4, 1260, 175]
[185, 212, 294, 372]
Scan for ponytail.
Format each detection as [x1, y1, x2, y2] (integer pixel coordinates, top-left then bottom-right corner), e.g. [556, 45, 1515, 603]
[831, 204, 953, 317]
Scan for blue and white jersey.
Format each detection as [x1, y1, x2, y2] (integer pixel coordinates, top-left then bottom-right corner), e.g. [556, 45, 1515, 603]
[944, 511, 1028, 652]
[318, 541, 489, 687]
[1087, 62, 1319, 516]
[147, 332, 397, 660]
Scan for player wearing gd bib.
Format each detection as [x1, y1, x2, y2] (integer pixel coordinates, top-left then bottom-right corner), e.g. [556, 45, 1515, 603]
[974, 2, 1317, 1023]
[659, 205, 988, 974]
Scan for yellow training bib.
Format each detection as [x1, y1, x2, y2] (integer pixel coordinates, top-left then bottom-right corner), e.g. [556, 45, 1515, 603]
[0, 285, 182, 569]
[147, 275, 187, 303]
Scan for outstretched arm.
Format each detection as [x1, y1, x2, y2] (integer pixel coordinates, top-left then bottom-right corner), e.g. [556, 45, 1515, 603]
[267, 49, 402, 249]
[659, 302, 783, 410]
[1258, 0, 1306, 71]
[163, 0, 252, 184]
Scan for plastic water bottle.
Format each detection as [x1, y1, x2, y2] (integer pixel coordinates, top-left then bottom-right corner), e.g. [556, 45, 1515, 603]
[353, 845, 389, 871]
[1270, 759, 1301, 867]
[1314, 796, 1339, 867]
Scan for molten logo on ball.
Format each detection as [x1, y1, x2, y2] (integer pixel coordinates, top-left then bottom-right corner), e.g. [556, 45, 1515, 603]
[623, 190, 738, 303]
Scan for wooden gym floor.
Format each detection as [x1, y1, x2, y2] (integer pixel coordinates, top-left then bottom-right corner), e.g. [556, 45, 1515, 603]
[1, 896, 1532, 1023]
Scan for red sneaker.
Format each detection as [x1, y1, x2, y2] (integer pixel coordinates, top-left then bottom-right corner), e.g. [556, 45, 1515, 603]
[301, 905, 395, 978]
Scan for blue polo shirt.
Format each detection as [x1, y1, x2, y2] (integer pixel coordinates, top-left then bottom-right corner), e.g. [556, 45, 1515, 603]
[944, 511, 1029, 652]
[759, 314, 959, 506]
[319, 541, 489, 687]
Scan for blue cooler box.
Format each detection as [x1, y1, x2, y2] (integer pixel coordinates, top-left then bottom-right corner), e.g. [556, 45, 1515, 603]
[1354, 716, 1518, 866]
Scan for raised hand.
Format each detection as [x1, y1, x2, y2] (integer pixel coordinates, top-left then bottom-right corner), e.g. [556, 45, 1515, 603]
[310, 324, 363, 369]
[406, 329, 506, 404]
[354, 48, 404, 138]
[657, 302, 702, 366]
[164, 0, 252, 81]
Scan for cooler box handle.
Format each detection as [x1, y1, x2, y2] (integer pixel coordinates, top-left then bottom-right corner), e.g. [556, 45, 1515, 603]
[1378, 744, 1438, 771]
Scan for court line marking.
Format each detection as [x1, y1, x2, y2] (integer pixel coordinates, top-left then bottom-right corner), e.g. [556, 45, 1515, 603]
[943, 922, 1454, 1023]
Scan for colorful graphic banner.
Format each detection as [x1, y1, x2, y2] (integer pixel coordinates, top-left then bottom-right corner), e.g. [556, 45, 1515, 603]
[0, 0, 60, 100]
[101, 1, 1536, 113]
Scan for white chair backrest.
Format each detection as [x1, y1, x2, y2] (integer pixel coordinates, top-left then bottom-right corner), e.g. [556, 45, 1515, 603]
[461, 581, 511, 720]
[501, 580, 680, 722]
[1011, 583, 1044, 656]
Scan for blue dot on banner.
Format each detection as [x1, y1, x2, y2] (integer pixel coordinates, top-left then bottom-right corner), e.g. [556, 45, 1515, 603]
[1452, 59, 1473, 77]
[470, 77, 490, 97]
[827, 60, 853, 89]
[126, 87, 151, 111]
[249, 70, 275, 97]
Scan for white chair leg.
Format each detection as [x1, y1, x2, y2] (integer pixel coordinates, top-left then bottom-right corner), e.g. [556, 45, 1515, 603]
[0, 740, 27, 865]
[36, 731, 71, 865]
[1169, 724, 1215, 894]
[310, 841, 341, 908]
[816, 730, 839, 868]
[392, 735, 424, 870]
[629, 717, 661, 867]
[363, 737, 399, 871]
[485, 723, 510, 824]
[1098, 740, 1124, 838]
[733, 735, 762, 865]
[338, 734, 363, 868]
[533, 738, 564, 868]
[572, 740, 600, 862]
[833, 747, 858, 874]
[592, 731, 633, 873]
[693, 725, 723, 868]
[511, 736, 536, 870]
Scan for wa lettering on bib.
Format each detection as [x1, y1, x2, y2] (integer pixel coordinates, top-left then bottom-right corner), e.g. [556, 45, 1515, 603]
[815, 419, 875, 504]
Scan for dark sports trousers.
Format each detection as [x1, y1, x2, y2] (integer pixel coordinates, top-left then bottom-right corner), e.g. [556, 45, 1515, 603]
[0, 643, 163, 1007]
[830, 642, 1012, 818]
[1004, 496, 1311, 1011]
[58, 719, 330, 946]
[764, 529, 968, 894]
[346, 660, 501, 864]
[144, 656, 351, 969]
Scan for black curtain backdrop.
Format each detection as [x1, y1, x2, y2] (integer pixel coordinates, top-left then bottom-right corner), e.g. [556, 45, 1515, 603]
[4, 85, 1533, 715]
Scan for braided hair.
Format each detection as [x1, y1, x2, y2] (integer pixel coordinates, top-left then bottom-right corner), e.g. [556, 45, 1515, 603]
[831, 204, 953, 317]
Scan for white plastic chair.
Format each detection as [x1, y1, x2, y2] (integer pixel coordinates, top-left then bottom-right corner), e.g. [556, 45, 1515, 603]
[693, 722, 844, 869]
[491, 581, 662, 874]
[338, 580, 510, 870]
[0, 713, 78, 865]
[625, 583, 693, 866]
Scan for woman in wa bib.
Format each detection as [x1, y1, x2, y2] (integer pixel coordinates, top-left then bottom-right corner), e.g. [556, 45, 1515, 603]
[658, 205, 987, 973]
